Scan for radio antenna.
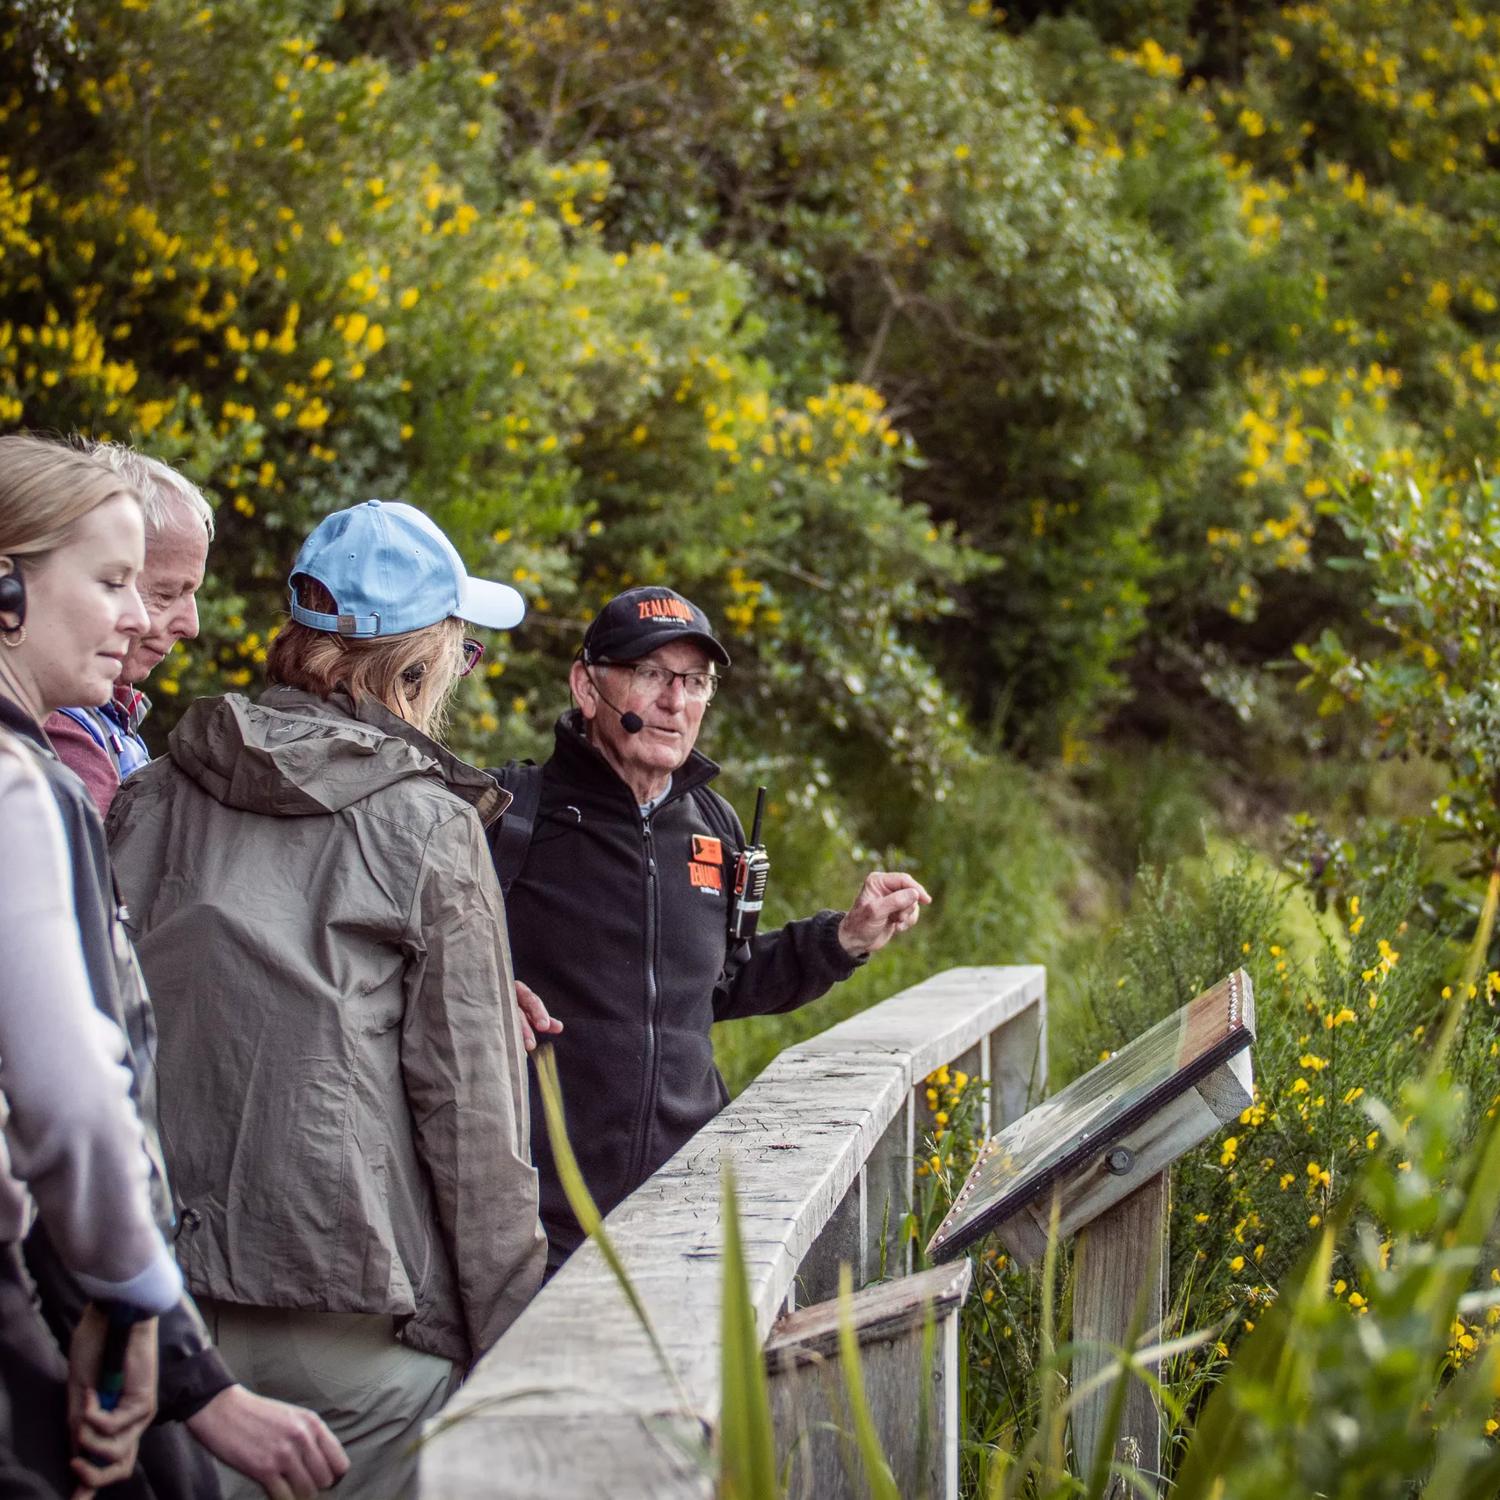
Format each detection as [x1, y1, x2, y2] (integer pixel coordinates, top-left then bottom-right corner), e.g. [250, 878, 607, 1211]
[749, 786, 767, 846]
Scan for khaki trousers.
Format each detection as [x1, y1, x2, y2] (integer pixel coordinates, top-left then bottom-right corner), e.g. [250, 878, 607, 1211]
[198, 1300, 459, 1500]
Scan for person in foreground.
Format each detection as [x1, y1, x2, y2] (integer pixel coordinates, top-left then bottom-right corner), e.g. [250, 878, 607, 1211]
[108, 499, 547, 1500]
[0, 434, 178, 1495]
[491, 585, 931, 1274]
[26, 437, 347, 1500]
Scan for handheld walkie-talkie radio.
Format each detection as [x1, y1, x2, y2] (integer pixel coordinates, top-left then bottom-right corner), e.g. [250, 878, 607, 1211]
[729, 786, 770, 943]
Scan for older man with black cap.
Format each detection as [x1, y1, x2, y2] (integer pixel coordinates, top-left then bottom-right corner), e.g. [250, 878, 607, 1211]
[491, 585, 931, 1274]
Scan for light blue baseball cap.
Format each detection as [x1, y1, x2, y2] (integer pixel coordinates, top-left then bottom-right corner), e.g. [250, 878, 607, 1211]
[288, 499, 525, 638]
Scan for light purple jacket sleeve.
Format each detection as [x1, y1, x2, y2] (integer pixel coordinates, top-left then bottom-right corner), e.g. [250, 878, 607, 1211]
[0, 742, 181, 1314]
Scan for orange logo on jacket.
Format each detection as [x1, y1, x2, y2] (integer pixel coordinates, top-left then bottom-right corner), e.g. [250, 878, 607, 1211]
[689, 835, 723, 892]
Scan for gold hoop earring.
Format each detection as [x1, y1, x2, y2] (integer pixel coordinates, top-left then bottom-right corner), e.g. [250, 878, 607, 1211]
[1, 626, 24, 647]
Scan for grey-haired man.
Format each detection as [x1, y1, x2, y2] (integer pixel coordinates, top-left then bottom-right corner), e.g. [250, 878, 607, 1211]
[491, 585, 931, 1274]
[45, 443, 211, 816]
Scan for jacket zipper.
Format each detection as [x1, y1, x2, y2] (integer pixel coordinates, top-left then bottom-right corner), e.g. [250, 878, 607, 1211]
[628, 814, 662, 1189]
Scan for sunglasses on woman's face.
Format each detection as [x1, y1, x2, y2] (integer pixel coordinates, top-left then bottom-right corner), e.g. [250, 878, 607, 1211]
[460, 638, 485, 677]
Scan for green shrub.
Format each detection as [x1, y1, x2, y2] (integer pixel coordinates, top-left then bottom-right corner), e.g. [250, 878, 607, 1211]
[712, 747, 1088, 1095]
[930, 842, 1499, 1488]
[0, 0, 972, 809]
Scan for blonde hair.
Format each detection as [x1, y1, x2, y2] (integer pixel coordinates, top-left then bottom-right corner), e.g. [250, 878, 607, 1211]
[266, 576, 466, 740]
[0, 432, 142, 563]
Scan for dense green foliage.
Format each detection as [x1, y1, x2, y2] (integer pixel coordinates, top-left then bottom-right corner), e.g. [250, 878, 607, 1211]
[7, 0, 1500, 1487]
[918, 846, 1500, 1493]
[7, 0, 1499, 775]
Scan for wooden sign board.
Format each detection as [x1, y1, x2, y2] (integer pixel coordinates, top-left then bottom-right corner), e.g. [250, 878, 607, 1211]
[927, 970, 1254, 1263]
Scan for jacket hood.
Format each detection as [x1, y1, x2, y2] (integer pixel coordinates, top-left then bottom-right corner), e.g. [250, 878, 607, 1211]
[168, 687, 510, 823]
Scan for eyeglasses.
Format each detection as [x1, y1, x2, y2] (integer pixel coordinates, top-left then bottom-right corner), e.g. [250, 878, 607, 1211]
[603, 660, 720, 703]
[460, 638, 485, 678]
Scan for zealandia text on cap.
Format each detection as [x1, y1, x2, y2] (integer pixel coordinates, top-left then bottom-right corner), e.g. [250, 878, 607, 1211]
[637, 597, 694, 622]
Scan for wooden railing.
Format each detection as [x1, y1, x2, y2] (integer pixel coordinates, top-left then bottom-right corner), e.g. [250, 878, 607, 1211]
[419, 965, 1047, 1499]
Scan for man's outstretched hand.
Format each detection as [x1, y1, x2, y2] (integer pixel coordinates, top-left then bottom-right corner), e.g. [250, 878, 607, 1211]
[837, 872, 932, 958]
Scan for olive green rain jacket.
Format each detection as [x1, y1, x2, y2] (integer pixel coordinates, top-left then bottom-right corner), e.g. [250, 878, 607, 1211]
[106, 687, 545, 1368]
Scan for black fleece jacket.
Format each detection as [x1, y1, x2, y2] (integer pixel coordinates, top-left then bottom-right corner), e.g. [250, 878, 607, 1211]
[497, 712, 863, 1263]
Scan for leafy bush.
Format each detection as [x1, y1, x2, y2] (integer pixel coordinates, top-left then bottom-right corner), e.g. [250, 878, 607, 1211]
[425, 0, 1182, 749]
[927, 844, 1500, 1489]
[0, 0, 971, 811]
[713, 747, 1089, 1096]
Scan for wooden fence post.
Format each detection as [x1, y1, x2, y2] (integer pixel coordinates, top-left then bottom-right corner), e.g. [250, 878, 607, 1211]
[765, 1261, 973, 1500]
[1070, 1170, 1170, 1495]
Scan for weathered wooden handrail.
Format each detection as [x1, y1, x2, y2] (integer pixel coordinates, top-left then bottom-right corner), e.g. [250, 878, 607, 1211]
[420, 965, 1046, 1499]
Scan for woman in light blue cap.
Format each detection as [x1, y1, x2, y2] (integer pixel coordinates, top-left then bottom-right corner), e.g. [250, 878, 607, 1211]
[107, 500, 548, 1500]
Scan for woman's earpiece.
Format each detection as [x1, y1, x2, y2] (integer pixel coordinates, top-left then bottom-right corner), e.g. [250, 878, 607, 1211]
[400, 660, 427, 704]
[0, 560, 25, 643]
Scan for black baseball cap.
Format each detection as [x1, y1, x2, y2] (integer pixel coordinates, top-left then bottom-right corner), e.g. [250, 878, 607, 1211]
[580, 586, 731, 668]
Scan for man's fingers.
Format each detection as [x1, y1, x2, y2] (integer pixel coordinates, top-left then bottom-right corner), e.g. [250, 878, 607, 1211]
[863, 888, 926, 939]
[299, 1442, 338, 1492]
[881, 874, 932, 904]
[516, 982, 564, 1045]
[838, 871, 932, 957]
[73, 1430, 130, 1470]
[290, 1415, 344, 1491]
[860, 872, 932, 906]
[276, 1450, 319, 1500]
[317, 1423, 351, 1482]
[271, 1407, 347, 1494]
[862, 887, 922, 922]
[76, 1393, 142, 1441]
[70, 1450, 129, 1491]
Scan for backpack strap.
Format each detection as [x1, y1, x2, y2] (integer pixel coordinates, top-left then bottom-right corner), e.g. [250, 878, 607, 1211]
[487, 762, 545, 895]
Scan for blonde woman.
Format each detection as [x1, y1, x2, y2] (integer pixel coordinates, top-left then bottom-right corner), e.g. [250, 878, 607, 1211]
[0, 435, 348, 1500]
[107, 500, 546, 1500]
[0, 434, 170, 1495]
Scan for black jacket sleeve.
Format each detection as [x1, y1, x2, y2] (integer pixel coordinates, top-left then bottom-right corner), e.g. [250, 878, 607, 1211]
[23, 1220, 234, 1423]
[711, 908, 867, 1022]
[154, 1293, 236, 1422]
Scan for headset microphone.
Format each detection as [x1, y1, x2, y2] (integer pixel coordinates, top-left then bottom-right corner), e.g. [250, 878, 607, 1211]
[585, 665, 645, 734]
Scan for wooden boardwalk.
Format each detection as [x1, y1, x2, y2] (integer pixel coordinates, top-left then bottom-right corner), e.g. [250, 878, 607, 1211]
[419, 965, 1047, 1499]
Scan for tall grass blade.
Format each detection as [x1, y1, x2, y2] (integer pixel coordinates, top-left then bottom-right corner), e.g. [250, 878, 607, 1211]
[1420, 1336, 1500, 1498]
[532, 1046, 690, 1412]
[1170, 1221, 1338, 1499]
[1038, 1192, 1067, 1486]
[718, 1165, 780, 1500]
[1411, 1078, 1500, 1368]
[836, 1264, 901, 1500]
[1432, 864, 1500, 1071]
[998, 1192, 1068, 1499]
